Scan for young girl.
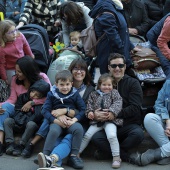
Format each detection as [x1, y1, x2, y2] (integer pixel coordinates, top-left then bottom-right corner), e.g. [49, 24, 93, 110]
[79, 73, 123, 168]
[0, 19, 34, 84]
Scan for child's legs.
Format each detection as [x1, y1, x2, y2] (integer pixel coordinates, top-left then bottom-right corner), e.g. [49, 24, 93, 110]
[21, 121, 38, 145]
[36, 118, 49, 138]
[67, 122, 84, 155]
[79, 124, 102, 153]
[104, 122, 119, 157]
[51, 134, 72, 166]
[0, 103, 15, 131]
[43, 123, 62, 155]
[4, 118, 16, 143]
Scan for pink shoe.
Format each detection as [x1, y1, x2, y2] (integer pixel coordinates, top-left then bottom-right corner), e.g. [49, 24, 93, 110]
[112, 159, 121, 169]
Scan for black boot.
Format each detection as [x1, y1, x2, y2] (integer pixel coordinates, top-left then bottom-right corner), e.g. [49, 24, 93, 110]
[21, 143, 34, 158]
[0, 142, 5, 156]
[13, 144, 25, 156]
[130, 148, 162, 166]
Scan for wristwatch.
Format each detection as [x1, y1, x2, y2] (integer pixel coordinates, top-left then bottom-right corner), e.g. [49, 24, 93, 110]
[30, 101, 35, 106]
[66, 107, 70, 116]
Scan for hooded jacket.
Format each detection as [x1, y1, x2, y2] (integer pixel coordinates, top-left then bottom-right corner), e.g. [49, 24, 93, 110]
[89, 0, 134, 73]
[13, 79, 50, 125]
[42, 85, 86, 123]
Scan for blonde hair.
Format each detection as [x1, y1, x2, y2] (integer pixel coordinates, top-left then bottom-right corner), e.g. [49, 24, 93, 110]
[97, 73, 116, 90]
[0, 19, 20, 47]
[69, 31, 80, 40]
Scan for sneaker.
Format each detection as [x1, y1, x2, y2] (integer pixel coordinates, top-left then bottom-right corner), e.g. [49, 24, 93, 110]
[112, 159, 121, 169]
[38, 152, 59, 168]
[0, 142, 5, 156]
[6, 142, 15, 155]
[21, 143, 34, 158]
[67, 156, 84, 169]
[13, 144, 25, 156]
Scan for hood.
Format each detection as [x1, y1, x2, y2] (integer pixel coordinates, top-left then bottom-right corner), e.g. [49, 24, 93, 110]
[76, 2, 85, 8]
[29, 79, 50, 97]
[89, 0, 123, 18]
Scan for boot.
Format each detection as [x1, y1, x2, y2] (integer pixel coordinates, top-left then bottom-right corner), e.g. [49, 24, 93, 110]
[130, 148, 162, 166]
[140, 148, 162, 166]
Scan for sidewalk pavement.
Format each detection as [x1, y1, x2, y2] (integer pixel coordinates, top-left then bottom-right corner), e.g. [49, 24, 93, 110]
[0, 153, 170, 170]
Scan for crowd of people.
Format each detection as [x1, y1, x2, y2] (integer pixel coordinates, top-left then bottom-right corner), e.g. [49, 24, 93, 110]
[1, 0, 170, 170]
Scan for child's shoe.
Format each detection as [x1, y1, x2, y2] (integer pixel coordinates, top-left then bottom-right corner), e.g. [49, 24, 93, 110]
[13, 144, 25, 156]
[112, 156, 121, 169]
[38, 152, 63, 169]
[21, 143, 34, 158]
[6, 142, 15, 155]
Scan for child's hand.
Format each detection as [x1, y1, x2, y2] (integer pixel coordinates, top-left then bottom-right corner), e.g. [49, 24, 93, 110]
[57, 115, 71, 126]
[54, 119, 66, 128]
[21, 101, 32, 112]
[0, 108, 5, 114]
[88, 112, 94, 120]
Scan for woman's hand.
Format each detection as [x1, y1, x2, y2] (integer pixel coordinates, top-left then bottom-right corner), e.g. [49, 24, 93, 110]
[21, 101, 32, 112]
[165, 120, 170, 137]
[88, 112, 94, 120]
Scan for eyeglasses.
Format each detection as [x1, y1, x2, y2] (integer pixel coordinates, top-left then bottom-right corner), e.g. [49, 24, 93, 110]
[109, 64, 125, 68]
[73, 67, 86, 72]
[6, 29, 18, 35]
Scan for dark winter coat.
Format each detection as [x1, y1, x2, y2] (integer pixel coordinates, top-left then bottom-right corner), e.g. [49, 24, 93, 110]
[13, 79, 50, 126]
[143, 0, 164, 28]
[89, 0, 134, 74]
[42, 85, 86, 123]
[123, 0, 150, 36]
[146, 13, 170, 47]
[116, 74, 143, 126]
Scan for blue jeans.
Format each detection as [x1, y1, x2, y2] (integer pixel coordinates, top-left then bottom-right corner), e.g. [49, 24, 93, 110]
[144, 113, 170, 158]
[36, 118, 49, 138]
[51, 134, 72, 166]
[150, 44, 170, 79]
[0, 102, 15, 131]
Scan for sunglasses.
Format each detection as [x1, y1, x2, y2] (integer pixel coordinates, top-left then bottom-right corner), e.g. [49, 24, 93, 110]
[73, 67, 86, 72]
[109, 64, 125, 68]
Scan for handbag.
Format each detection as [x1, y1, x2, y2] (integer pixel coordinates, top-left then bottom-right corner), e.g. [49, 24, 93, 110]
[131, 45, 160, 70]
[0, 79, 10, 102]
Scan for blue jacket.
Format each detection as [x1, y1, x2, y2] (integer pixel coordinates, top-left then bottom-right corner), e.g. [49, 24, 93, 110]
[6, 0, 27, 23]
[154, 79, 170, 120]
[89, 0, 134, 71]
[42, 85, 86, 123]
[147, 13, 170, 47]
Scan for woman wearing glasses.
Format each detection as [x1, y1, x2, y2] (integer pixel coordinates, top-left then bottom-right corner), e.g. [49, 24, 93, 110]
[0, 19, 34, 85]
[36, 58, 95, 170]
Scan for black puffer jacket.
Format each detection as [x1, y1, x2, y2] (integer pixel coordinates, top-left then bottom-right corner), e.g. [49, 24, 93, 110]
[143, 0, 164, 28]
[123, 0, 150, 36]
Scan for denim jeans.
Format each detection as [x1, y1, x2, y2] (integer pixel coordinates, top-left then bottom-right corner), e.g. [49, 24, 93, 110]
[51, 134, 72, 166]
[0, 102, 15, 131]
[144, 113, 170, 157]
[36, 118, 49, 138]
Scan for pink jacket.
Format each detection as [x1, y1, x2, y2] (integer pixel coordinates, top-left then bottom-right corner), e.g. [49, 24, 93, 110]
[0, 33, 34, 80]
[0, 73, 51, 105]
[157, 16, 170, 60]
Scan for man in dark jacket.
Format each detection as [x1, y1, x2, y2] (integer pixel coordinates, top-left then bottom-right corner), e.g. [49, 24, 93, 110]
[92, 53, 144, 163]
[89, 0, 135, 74]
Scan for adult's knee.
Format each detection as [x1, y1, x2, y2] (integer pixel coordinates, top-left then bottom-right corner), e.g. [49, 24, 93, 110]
[26, 121, 38, 130]
[4, 118, 14, 126]
[72, 123, 84, 136]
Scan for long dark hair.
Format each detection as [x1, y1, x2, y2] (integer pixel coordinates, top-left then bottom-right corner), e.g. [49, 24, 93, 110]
[15, 56, 41, 85]
[59, 1, 84, 26]
[69, 58, 91, 86]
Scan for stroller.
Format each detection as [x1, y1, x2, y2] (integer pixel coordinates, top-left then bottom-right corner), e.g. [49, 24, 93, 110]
[19, 24, 54, 73]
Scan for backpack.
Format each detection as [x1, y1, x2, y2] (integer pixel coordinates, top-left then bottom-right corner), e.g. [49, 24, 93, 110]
[80, 12, 114, 58]
[47, 48, 84, 85]
[19, 24, 54, 73]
